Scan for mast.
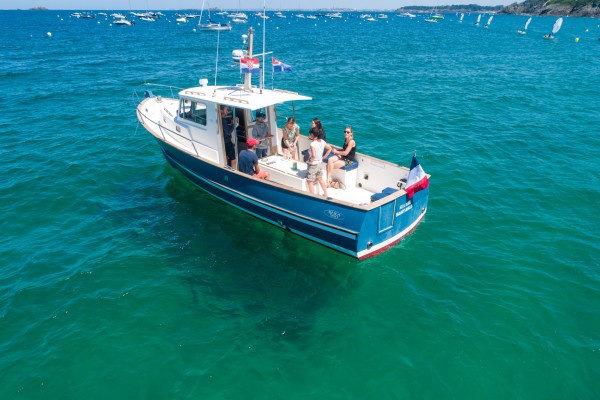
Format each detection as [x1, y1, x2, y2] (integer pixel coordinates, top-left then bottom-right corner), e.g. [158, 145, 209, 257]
[244, 27, 254, 90]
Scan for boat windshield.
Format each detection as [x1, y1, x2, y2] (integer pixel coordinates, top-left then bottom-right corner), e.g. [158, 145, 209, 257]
[180, 99, 207, 125]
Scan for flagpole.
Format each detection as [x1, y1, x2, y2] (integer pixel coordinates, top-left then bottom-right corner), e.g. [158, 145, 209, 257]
[261, 0, 266, 93]
[243, 27, 254, 91]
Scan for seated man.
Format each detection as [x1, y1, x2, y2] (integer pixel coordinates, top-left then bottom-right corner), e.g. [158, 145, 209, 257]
[238, 138, 270, 180]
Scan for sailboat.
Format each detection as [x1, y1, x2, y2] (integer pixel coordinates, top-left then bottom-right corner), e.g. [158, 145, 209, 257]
[474, 14, 481, 26]
[483, 15, 493, 28]
[459, 13, 464, 24]
[517, 16, 532, 35]
[544, 17, 563, 39]
[198, 0, 232, 31]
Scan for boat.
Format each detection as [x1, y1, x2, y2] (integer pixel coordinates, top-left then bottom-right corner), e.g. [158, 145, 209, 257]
[230, 12, 248, 19]
[71, 12, 96, 19]
[113, 17, 134, 26]
[544, 17, 563, 39]
[135, 27, 430, 259]
[198, 0, 232, 31]
[484, 15, 493, 28]
[431, 13, 444, 20]
[474, 14, 481, 26]
[199, 21, 232, 31]
[517, 16, 532, 35]
[399, 12, 416, 18]
[424, 17, 438, 23]
[459, 13, 464, 23]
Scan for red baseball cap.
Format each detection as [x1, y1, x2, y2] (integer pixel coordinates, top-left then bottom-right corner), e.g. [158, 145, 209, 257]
[246, 138, 259, 146]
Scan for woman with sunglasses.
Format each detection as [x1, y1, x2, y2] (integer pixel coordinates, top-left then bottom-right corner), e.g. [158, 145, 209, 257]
[327, 126, 356, 188]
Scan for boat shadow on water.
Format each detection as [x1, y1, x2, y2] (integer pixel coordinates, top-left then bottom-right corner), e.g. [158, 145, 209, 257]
[161, 172, 365, 339]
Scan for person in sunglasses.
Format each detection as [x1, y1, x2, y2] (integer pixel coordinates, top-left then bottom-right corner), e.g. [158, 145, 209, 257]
[327, 126, 356, 188]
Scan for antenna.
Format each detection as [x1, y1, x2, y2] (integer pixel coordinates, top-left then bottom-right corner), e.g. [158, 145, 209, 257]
[214, 29, 220, 93]
[261, 0, 266, 92]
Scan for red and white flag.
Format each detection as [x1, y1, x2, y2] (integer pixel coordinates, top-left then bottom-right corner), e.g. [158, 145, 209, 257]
[405, 154, 429, 199]
[240, 57, 260, 74]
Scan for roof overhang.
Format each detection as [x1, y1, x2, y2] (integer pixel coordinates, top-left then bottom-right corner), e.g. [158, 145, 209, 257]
[179, 85, 312, 110]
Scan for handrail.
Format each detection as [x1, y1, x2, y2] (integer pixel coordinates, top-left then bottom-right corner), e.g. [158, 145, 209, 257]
[139, 108, 200, 158]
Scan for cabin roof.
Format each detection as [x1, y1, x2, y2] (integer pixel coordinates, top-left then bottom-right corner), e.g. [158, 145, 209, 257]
[179, 85, 312, 110]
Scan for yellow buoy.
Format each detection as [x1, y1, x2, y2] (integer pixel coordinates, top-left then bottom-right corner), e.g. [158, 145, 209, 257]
[575, 37, 579, 42]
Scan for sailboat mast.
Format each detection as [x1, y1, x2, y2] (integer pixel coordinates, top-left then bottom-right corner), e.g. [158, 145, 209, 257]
[199, 0, 204, 26]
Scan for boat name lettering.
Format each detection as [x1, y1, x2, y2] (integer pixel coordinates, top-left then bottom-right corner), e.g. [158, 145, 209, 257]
[395, 202, 412, 217]
[324, 209, 344, 221]
[163, 107, 173, 117]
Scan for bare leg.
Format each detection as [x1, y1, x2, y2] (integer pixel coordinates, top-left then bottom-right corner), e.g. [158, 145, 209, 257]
[307, 180, 315, 194]
[326, 156, 338, 186]
[327, 158, 345, 186]
[318, 177, 328, 198]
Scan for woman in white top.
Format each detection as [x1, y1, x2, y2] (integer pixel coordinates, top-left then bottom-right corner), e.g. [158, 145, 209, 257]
[306, 131, 332, 197]
[281, 117, 300, 160]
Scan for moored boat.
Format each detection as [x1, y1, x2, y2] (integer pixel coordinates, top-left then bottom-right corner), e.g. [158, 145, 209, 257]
[135, 28, 430, 259]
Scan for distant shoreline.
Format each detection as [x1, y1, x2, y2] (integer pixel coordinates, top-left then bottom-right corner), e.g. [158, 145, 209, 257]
[16, 5, 600, 17]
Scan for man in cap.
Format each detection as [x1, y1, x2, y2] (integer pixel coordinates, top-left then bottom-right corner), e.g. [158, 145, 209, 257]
[252, 111, 271, 159]
[238, 138, 270, 180]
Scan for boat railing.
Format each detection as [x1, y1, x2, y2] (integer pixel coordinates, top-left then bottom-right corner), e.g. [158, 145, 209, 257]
[132, 83, 183, 104]
[156, 123, 202, 159]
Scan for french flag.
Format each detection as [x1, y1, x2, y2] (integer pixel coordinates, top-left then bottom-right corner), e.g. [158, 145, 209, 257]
[405, 154, 429, 200]
[272, 57, 292, 73]
[240, 57, 260, 74]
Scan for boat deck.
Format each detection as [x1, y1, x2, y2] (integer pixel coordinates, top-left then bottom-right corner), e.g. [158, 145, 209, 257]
[258, 155, 374, 205]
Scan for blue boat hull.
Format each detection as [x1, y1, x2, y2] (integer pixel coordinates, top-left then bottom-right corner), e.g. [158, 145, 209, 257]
[156, 138, 428, 259]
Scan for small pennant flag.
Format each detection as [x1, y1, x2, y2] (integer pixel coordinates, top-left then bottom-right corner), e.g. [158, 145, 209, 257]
[240, 57, 260, 74]
[272, 57, 292, 73]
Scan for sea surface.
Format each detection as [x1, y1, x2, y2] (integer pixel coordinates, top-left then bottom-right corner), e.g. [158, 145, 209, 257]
[1, 9, 599, 399]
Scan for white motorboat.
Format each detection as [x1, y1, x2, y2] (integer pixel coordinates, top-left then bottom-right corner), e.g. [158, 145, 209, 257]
[135, 27, 430, 259]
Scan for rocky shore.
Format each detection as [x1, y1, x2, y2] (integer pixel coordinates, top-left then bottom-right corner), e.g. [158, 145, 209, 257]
[499, 1, 600, 17]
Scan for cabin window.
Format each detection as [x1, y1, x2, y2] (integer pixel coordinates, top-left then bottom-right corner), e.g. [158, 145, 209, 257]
[180, 100, 207, 126]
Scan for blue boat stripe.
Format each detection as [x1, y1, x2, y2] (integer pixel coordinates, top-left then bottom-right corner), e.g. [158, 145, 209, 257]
[166, 152, 360, 239]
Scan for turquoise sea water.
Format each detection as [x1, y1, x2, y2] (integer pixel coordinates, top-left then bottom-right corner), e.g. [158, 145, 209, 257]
[1, 10, 599, 398]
